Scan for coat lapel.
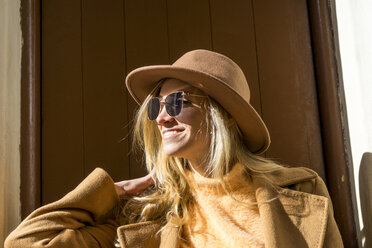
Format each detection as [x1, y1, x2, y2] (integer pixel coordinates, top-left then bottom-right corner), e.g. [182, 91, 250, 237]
[159, 221, 180, 248]
[254, 176, 329, 248]
[117, 221, 161, 248]
[117, 219, 180, 248]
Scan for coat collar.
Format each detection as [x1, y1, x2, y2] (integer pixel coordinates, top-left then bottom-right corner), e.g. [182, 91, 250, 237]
[252, 168, 329, 248]
[117, 166, 329, 248]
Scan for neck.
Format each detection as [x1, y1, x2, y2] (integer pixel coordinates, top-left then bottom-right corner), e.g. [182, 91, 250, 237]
[188, 158, 210, 177]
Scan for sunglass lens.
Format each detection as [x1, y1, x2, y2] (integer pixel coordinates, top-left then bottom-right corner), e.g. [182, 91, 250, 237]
[166, 91, 183, 116]
[147, 98, 160, 120]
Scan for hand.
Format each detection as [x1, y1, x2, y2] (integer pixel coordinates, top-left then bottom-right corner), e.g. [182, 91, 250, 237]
[114, 172, 154, 198]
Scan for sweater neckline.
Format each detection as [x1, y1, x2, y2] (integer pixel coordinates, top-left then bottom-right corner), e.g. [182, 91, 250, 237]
[186, 163, 253, 191]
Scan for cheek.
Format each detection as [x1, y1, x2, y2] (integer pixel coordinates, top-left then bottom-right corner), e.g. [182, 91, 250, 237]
[176, 107, 205, 125]
[178, 109, 208, 140]
[179, 116, 205, 138]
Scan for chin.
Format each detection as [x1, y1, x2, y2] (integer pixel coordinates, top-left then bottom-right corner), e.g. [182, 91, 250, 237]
[162, 148, 183, 157]
[162, 144, 188, 158]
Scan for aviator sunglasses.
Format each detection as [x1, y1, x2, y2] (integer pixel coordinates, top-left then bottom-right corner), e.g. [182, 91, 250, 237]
[147, 91, 205, 120]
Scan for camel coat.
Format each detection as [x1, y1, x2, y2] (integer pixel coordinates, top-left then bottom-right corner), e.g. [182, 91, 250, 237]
[5, 166, 343, 248]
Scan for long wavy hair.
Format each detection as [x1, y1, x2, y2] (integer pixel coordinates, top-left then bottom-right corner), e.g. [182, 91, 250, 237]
[121, 80, 283, 227]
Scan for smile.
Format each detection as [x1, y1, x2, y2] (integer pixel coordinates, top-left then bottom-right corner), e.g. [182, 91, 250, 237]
[162, 130, 183, 139]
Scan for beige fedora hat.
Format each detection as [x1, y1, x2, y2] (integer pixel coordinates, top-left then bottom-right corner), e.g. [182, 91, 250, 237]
[125, 49, 270, 154]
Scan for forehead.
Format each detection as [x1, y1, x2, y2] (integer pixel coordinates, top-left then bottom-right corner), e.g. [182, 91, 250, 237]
[159, 78, 200, 96]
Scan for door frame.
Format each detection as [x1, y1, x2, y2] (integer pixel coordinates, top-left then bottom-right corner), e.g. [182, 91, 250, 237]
[307, 0, 361, 246]
[20, 0, 360, 246]
[20, 0, 41, 219]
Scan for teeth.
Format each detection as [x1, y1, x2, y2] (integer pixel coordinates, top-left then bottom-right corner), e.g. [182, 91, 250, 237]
[163, 131, 178, 138]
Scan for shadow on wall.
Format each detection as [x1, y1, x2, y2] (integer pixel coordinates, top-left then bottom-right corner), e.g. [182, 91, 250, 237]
[359, 152, 372, 247]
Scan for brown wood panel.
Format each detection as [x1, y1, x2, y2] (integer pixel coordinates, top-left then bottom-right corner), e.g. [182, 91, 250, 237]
[20, 0, 41, 218]
[81, 0, 129, 181]
[210, 0, 262, 115]
[252, 0, 325, 177]
[41, 0, 85, 204]
[124, 0, 169, 178]
[166, 0, 212, 61]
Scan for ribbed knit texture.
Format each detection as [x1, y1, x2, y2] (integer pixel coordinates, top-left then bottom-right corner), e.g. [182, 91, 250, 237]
[180, 164, 264, 248]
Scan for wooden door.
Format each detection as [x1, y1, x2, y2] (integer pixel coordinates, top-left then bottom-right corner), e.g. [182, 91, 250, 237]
[32, 0, 357, 246]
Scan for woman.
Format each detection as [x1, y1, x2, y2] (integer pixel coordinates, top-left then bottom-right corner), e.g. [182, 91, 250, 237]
[5, 50, 343, 247]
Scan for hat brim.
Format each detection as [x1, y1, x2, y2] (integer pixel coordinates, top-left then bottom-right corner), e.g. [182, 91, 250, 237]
[126, 65, 270, 154]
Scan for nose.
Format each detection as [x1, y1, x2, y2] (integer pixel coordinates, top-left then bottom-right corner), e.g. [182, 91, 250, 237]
[156, 105, 174, 125]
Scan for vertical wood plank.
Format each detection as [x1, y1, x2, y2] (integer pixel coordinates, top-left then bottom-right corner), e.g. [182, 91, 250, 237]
[20, 0, 41, 218]
[124, 0, 169, 178]
[124, 0, 169, 71]
[166, 0, 212, 61]
[253, 0, 325, 178]
[81, 0, 129, 181]
[41, 0, 84, 204]
[210, 0, 262, 115]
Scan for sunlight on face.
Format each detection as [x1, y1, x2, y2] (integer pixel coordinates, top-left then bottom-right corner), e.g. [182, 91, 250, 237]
[156, 78, 210, 164]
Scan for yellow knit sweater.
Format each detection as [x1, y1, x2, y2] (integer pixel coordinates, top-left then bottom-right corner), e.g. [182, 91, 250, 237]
[180, 164, 265, 248]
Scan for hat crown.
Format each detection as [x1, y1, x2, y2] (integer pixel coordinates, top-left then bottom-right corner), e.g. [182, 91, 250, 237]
[172, 50, 251, 102]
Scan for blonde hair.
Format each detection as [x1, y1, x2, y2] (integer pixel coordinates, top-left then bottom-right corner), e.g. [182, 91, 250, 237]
[121, 82, 283, 227]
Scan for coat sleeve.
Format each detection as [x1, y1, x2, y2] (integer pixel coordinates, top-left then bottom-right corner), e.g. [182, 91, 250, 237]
[4, 168, 121, 248]
[312, 176, 344, 248]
